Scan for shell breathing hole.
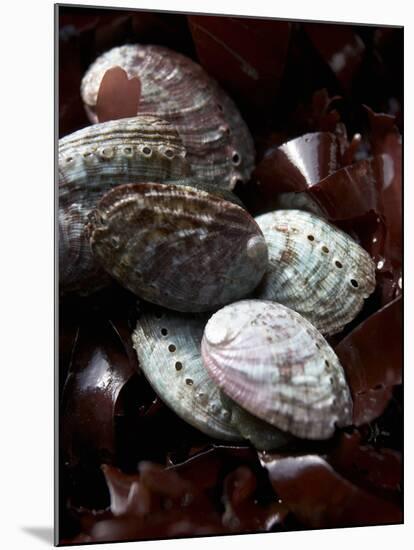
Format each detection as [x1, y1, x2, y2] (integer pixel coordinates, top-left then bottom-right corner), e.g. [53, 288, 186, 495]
[185, 378, 193, 386]
[123, 146, 133, 155]
[175, 362, 183, 371]
[350, 279, 359, 288]
[142, 146, 152, 156]
[335, 260, 343, 268]
[325, 360, 330, 368]
[307, 234, 315, 241]
[66, 156, 73, 162]
[110, 236, 120, 248]
[232, 152, 241, 165]
[164, 149, 174, 158]
[101, 147, 114, 158]
[161, 328, 168, 336]
[168, 344, 176, 352]
[322, 245, 330, 254]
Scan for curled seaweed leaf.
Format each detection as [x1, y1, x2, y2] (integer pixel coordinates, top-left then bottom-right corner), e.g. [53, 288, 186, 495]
[335, 296, 402, 426]
[61, 318, 139, 466]
[259, 451, 402, 529]
[255, 131, 340, 193]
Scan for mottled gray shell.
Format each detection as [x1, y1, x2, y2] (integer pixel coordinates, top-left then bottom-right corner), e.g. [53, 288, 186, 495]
[87, 182, 268, 312]
[254, 210, 376, 335]
[201, 300, 353, 440]
[59, 115, 190, 292]
[81, 44, 255, 190]
[132, 308, 290, 449]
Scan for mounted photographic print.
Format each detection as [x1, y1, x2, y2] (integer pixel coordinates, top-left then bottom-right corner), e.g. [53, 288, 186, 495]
[56, 3, 403, 545]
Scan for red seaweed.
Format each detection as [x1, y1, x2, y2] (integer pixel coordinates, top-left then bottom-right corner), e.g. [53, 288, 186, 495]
[259, 452, 401, 528]
[95, 67, 141, 123]
[336, 296, 402, 426]
[188, 15, 291, 117]
[58, 7, 403, 543]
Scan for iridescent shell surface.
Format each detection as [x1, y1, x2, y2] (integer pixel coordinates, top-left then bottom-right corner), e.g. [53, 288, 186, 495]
[132, 308, 240, 441]
[81, 44, 255, 189]
[87, 182, 268, 312]
[132, 308, 290, 449]
[254, 209, 376, 335]
[201, 300, 353, 440]
[59, 115, 189, 292]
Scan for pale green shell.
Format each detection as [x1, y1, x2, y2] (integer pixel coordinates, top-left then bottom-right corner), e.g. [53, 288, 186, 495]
[254, 209, 376, 335]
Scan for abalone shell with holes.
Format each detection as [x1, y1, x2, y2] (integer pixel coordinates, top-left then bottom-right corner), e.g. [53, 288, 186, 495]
[59, 115, 190, 292]
[201, 300, 353, 440]
[254, 210, 376, 335]
[132, 308, 290, 449]
[81, 44, 255, 190]
[87, 182, 268, 312]
[132, 309, 240, 441]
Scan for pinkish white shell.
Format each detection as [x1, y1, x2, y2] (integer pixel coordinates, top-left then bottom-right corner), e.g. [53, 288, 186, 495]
[81, 44, 255, 190]
[254, 209, 376, 335]
[87, 182, 268, 312]
[201, 299, 353, 440]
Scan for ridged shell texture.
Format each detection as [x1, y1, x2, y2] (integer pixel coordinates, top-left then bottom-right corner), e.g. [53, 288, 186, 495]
[201, 300, 353, 440]
[87, 183, 268, 312]
[59, 115, 189, 291]
[254, 209, 376, 335]
[81, 44, 255, 190]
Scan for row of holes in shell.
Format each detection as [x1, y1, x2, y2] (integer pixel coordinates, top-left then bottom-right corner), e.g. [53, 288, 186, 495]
[215, 99, 242, 170]
[160, 328, 193, 386]
[64, 144, 242, 171]
[307, 234, 359, 289]
[63, 144, 177, 163]
[159, 327, 231, 420]
[157, 321, 230, 417]
[215, 101, 242, 174]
